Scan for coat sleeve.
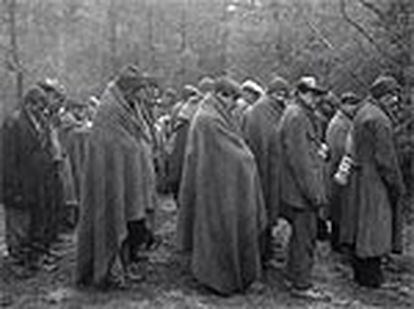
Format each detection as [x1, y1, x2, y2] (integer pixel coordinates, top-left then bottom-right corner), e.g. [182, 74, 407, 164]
[284, 113, 326, 206]
[372, 119, 406, 199]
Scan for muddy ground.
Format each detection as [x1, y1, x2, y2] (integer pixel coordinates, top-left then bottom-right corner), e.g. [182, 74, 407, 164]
[1, 196, 413, 309]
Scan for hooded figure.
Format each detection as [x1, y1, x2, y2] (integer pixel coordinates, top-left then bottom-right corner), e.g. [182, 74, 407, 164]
[75, 65, 157, 288]
[176, 76, 267, 295]
[242, 76, 290, 264]
[344, 76, 405, 288]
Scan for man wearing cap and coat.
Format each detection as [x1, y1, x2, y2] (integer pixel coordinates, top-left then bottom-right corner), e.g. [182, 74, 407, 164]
[2, 86, 57, 273]
[278, 77, 328, 299]
[177, 76, 267, 295]
[76, 66, 157, 288]
[242, 76, 290, 264]
[325, 92, 361, 251]
[345, 76, 405, 288]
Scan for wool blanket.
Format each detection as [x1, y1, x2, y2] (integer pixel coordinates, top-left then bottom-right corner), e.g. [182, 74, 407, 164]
[177, 93, 267, 295]
[75, 83, 156, 286]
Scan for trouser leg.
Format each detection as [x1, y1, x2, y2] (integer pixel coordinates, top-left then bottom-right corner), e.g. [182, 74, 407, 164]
[352, 255, 383, 288]
[286, 207, 317, 290]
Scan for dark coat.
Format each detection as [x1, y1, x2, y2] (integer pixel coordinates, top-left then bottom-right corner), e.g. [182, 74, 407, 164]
[242, 94, 284, 222]
[177, 93, 266, 295]
[348, 100, 405, 258]
[325, 110, 353, 222]
[2, 109, 57, 246]
[278, 99, 327, 210]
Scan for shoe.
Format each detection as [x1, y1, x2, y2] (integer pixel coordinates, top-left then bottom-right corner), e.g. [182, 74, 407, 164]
[290, 286, 332, 301]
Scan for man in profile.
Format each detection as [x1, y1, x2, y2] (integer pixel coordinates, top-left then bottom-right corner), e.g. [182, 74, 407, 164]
[76, 65, 157, 288]
[278, 76, 329, 300]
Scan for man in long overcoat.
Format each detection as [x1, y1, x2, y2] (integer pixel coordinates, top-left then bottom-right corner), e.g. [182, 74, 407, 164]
[177, 76, 267, 295]
[278, 77, 328, 299]
[346, 76, 405, 288]
[242, 76, 290, 264]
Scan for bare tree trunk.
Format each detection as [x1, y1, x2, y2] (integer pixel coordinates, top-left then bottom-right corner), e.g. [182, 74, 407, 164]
[7, 0, 23, 102]
[108, 0, 117, 75]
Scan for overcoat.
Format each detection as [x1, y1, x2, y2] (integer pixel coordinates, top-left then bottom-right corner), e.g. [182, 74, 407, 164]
[242, 94, 284, 222]
[278, 99, 327, 210]
[347, 100, 405, 258]
[325, 110, 353, 225]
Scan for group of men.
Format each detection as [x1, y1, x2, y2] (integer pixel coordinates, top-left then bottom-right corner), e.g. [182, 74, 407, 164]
[170, 73, 406, 298]
[1, 64, 407, 300]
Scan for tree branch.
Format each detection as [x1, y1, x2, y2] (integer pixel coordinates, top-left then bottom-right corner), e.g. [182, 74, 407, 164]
[339, 0, 401, 67]
[357, 0, 410, 53]
[303, 18, 370, 89]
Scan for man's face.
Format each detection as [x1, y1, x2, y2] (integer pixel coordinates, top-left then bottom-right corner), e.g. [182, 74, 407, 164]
[380, 92, 401, 121]
[218, 91, 238, 111]
[299, 91, 317, 109]
[242, 89, 259, 105]
[271, 90, 288, 104]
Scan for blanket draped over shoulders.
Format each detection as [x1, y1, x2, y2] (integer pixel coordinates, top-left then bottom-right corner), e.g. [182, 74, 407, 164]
[76, 83, 156, 286]
[177, 93, 267, 295]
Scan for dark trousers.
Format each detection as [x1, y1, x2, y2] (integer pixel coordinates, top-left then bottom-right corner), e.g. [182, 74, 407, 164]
[351, 255, 383, 288]
[122, 219, 154, 263]
[284, 205, 317, 290]
[259, 224, 273, 265]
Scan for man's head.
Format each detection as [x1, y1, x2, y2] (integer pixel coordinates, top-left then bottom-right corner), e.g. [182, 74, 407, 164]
[241, 79, 264, 105]
[214, 76, 241, 111]
[23, 86, 49, 122]
[296, 76, 326, 110]
[370, 75, 402, 120]
[339, 92, 361, 118]
[66, 99, 89, 122]
[267, 76, 290, 105]
[163, 88, 177, 107]
[198, 76, 215, 94]
[181, 84, 201, 102]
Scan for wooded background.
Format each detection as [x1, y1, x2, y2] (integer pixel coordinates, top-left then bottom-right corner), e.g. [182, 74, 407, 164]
[1, 0, 413, 120]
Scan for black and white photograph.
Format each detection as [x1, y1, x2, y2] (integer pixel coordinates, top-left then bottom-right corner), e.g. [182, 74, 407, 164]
[0, 0, 413, 308]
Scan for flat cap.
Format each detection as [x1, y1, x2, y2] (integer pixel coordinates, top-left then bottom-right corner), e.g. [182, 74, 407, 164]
[370, 75, 401, 99]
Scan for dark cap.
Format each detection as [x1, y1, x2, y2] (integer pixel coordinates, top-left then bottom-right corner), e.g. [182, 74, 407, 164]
[370, 75, 401, 99]
[116, 64, 144, 93]
[214, 76, 241, 98]
[340, 92, 361, 106]
[296, 76, 326, 95]
[267, 76, 290, 94]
